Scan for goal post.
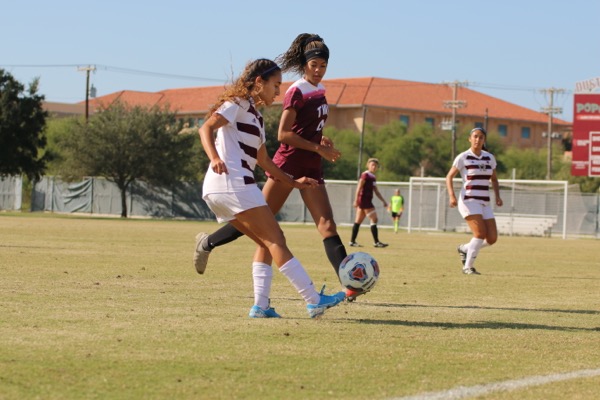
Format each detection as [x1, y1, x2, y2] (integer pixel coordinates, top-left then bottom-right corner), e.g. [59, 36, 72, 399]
[407, 177, 568, 239]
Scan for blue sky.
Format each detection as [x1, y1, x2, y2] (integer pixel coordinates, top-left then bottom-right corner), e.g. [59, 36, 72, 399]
[2, 0, 598, 122]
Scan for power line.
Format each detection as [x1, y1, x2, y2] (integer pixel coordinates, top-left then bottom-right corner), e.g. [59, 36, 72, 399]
[97, 65, 226, 82]
[469, 81, 540, 92]
[0, 63, 226, 83]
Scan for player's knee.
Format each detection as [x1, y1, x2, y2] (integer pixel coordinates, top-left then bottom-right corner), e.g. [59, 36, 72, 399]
[317, 218, 337, 236]
[267, 227, 286, 247]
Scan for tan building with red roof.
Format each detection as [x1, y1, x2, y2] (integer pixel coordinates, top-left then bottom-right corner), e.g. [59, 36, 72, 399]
[77, 77, 571, 149]
[43, 101, 86, 117]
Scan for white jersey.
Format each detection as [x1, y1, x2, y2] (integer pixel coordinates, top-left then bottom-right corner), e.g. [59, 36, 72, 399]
[452, 149, 497, 205]
[202, 98, 265, 196]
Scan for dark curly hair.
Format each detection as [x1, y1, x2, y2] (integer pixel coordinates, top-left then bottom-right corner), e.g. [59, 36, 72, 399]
[207, 58, 280, 117]
[275, 33, 329, 76]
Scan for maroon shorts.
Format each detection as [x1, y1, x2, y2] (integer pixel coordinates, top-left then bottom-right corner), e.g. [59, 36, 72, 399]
[358, 198, 374, 210]
[267, 162, 325, 185]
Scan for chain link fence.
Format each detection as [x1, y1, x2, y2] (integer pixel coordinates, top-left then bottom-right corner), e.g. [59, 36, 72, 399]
[1, 176, 598, 239]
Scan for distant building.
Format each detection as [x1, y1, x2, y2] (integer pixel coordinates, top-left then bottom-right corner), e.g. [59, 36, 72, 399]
[43, 101, 86, 118]
[79, 77, 570, 149]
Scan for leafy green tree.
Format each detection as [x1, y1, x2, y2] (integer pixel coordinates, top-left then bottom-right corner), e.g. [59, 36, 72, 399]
[44, 116, 81, 175]
[498, 147, 546, 180]
[399, 123, 451, 178]
[176, 125, 210, 182]
[325, 121, 509, 182]
[253, 107, 283, 181]
[56, 101, 196, 217]
[323, 127, 361, 180]
[0, 69, 48, 179]
[554, 157, 600, 193]
[261, 107, 283, 159]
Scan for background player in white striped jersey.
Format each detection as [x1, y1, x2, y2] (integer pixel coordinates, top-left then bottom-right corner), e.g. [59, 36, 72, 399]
[199, 59, 345, 318]
[445, 128, 503, 274]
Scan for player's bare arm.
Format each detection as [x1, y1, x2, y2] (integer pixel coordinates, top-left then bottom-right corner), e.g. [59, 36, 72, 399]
[374, 187, 387, 207]
[354, 178, 366, 207]
[445, 166, 459, 207]
[490, 170, 503, 206]
[256, 145, 318, 189]
[278, 108, 340, 162]
[199, 113, 229, 175]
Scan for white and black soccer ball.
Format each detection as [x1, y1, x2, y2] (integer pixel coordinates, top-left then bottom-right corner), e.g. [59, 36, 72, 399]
[338, 252, 380, 293]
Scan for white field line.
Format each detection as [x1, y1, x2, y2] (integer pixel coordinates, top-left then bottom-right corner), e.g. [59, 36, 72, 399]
[392, 368, 600, 400]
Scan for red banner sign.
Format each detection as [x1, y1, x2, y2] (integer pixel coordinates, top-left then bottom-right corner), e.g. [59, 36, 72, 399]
[589, 132, 600, 176]
[572, 94, 600, 176]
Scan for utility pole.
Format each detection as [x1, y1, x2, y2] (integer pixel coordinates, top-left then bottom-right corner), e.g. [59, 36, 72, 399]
[78, 65, 96, 122]
[540, 87, 564, 180]
[484, 108, 489, 132]
[443, 80, 468, 161]
[357, 105, 367, 179]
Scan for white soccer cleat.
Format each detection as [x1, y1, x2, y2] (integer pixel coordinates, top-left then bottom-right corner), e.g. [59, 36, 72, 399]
[462, 267, 480, 275]
[193, 232, 211, 274]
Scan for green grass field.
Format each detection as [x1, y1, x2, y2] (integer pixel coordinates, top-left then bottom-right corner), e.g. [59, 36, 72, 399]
[1, 213, 599, 400]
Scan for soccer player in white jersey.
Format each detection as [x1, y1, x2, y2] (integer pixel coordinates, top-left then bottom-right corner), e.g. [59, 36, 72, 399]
[199, 59, 345, 318]
[445, 127, 503, 274]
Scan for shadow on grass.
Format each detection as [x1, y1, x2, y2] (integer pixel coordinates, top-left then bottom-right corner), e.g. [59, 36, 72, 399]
[361, 302, 600, 315]
[348, 318, 600, 332]
[486, 273, 600, 281]
[339, 302, 600, 331]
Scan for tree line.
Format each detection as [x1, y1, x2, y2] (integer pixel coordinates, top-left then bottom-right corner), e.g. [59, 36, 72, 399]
[2, 69, 598, 217]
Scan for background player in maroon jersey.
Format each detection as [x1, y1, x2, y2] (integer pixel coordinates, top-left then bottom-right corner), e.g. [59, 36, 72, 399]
[349, 158, 389, 248]
[194, 34, 356, 300]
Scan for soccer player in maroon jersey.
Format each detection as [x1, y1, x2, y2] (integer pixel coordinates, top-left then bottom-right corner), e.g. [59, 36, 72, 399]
[446, 127, 503, 275]
[349, 158, 389, 248]
[194, 34, 355, 301]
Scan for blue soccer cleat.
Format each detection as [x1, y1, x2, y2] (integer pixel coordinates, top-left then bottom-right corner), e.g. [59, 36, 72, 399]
[306, 285, 346, 318]
[249, 305, 282, 318]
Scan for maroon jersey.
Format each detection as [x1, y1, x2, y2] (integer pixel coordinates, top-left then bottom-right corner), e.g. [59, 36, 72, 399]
[357, 171, 377, 209]
[270, 78, 328, 182]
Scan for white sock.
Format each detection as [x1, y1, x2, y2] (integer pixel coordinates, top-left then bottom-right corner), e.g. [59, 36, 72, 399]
[466, 241, 490, 252]
[252, 262, 273, 310]
[278, 257, 320, 304]
[465, 238, 484, 269]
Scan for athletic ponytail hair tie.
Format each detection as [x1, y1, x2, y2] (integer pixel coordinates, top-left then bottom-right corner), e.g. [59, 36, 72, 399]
[302, 35, 324, 47]
[303, 35, 329, 62]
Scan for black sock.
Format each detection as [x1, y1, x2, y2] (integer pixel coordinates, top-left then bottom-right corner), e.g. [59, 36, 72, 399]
[370, 224, 379, 243]
[323, 235, 347, 274]
[204, 223, 244, 250]
[351, 223, 360, 242]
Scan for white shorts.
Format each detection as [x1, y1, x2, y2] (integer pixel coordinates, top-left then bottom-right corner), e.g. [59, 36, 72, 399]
[203, 186, 267, 223]
[458, 198, 495, 220]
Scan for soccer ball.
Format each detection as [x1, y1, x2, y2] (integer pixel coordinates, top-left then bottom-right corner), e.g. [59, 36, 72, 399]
[338, 252, 380, 293]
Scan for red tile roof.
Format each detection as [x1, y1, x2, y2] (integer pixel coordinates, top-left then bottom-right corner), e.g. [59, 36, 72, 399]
[86, 77, 570, 126]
